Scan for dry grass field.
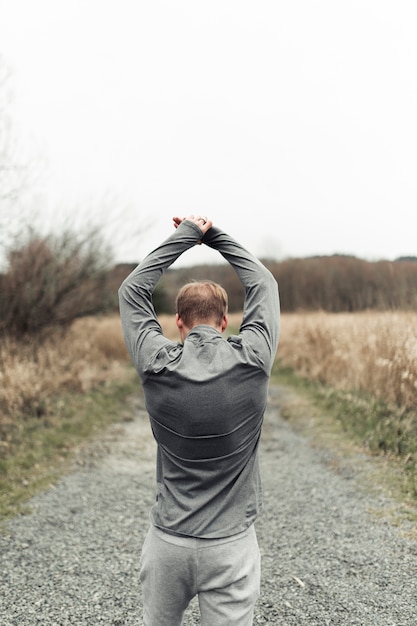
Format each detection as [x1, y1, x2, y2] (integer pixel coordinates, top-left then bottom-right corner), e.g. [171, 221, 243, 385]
[1, 310, 416, 518]
[1, 310, 416, 425]
[278, 311, 417, 413]
[0, 315, 131, 424]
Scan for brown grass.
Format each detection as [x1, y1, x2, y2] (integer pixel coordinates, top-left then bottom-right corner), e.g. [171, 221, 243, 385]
[0, 315, 131, 424]
[3, 310, 414, 423]
[278, 311, 417, 413]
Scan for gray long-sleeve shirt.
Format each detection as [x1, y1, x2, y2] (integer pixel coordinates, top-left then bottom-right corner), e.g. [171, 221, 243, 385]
[118, 221, 280, 538]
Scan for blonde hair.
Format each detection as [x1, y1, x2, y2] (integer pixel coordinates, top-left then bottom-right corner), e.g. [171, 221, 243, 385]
[175, 281, 228, 327]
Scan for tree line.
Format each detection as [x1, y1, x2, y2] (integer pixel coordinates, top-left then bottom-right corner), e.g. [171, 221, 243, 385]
[1, 228, 416, 338]
[150, 253, 417, 315]
[269, 255, 417, 312]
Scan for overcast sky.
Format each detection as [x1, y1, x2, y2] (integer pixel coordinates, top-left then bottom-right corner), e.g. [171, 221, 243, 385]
[1, 0, 416, 266]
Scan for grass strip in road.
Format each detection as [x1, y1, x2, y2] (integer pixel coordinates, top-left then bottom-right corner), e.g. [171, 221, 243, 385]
[0, 368, 139, 524]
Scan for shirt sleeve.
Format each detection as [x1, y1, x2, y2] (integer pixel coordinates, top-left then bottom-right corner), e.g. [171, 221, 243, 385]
[118, 220, 203, 377]
[202, 227, 280, 370]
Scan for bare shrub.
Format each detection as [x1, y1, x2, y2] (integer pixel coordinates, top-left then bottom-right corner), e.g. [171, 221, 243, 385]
[0, 227, 114, 336]
[269, 257, 417, 311]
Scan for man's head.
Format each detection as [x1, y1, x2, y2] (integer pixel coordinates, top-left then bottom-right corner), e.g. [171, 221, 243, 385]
[175, 280, 228, 340]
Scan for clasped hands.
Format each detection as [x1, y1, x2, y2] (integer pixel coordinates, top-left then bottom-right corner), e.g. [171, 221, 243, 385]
[173, 215, 213, 239]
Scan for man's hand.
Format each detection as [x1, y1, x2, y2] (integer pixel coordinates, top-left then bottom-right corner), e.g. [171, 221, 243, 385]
[173, 214, 213, 236]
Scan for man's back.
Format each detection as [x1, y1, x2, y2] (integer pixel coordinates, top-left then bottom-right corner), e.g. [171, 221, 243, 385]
[119, 220, 279, 539]
[142, 324, 271, 538]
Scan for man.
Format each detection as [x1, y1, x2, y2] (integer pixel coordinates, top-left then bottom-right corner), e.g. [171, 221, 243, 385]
[118, 214, 280, 626]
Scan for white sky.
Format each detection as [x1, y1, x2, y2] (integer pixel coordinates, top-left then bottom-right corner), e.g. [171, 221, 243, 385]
[1, 0, 416, 266]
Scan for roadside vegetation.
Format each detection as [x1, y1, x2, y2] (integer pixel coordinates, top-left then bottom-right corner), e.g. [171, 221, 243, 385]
[273, 311, 417, 520]
[0, 315, 137, 521]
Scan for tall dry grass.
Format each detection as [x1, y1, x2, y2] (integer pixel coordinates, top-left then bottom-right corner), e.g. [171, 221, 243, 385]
[0, 315, 130, 425]
[2, 310, 416, 424]
[278, 311, 417, 412]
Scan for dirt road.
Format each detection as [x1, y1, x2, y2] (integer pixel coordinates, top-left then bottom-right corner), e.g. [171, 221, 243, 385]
[1, 385, 416, 625]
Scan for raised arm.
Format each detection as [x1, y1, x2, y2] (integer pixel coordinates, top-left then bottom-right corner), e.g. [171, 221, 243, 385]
[202, 226, 280, 369]
[118, 218, 208, 371]
[119, 215, 279, 376]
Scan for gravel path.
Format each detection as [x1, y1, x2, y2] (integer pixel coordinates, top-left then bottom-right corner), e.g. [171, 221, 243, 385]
[1, 386, 416, 625]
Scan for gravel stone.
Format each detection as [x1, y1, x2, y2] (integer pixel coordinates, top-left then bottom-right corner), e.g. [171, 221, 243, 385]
[1, 387, 416, 625]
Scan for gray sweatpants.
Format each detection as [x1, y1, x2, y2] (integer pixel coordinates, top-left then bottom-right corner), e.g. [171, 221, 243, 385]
[139, 523, 261, 626]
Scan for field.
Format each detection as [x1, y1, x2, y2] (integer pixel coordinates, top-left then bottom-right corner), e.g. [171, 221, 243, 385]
[2, 310, 416, 432]
[0, 315, 131, 424]
[278, 311, 417, 412]
[0, 310, 416, 519]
